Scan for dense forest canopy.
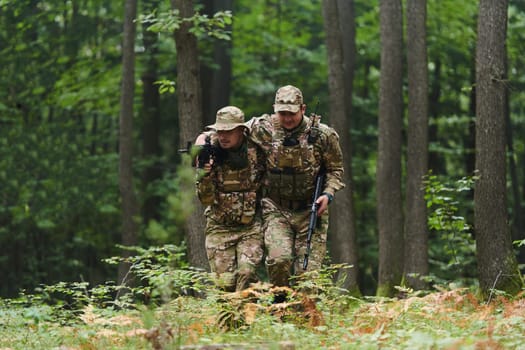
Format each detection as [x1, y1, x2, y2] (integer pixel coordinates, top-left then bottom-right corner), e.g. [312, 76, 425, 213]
[0, 0, 524, 298]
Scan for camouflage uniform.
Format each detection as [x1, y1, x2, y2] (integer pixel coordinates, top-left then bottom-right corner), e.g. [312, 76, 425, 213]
[248, 86, 345, 286]
[196, 106, 265, 292]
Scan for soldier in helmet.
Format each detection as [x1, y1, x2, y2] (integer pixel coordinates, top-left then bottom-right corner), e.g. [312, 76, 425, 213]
[195, 106, 266, 292]
[247, 85, 345, 287]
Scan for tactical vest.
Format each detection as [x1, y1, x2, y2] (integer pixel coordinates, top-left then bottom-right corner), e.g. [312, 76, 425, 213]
[266, 115, 322, 202]
[208, 139, 263, 225]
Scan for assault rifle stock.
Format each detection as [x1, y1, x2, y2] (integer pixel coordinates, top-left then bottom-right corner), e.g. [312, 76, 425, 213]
[303, 171, 325, 270]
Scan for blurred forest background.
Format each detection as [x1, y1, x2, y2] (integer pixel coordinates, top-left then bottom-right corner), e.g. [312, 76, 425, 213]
[1, 0, 524, 298]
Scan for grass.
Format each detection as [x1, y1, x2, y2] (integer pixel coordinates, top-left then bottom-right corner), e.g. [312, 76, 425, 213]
[1, 285, 524, 350]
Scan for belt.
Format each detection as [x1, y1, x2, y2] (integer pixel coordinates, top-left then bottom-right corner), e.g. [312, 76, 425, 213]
[269, 196, 309, 211]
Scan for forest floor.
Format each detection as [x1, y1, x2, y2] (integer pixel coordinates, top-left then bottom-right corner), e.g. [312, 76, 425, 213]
[1, 284, 524, 349]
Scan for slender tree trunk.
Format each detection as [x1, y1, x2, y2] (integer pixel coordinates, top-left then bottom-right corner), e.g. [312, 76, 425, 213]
[474, 0, 522, 297]
[141, 0, 162, 225]
[90, 113, 98, 155]
[172, 0, 208, 270]
[404, 0, 429, 290]
[322, 0, 360, 295]
[377, 0, 404, 297]
[505, 61, 525, 264]
[200, 0, 233, 126]
[118, 0, 139, 286]
[428, 59, 444, 174]
[465, 64, 476, 176]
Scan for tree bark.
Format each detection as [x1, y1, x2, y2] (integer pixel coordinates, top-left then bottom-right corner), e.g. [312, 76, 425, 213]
[118, 0, 139, 285]
[321, 0, 360, 295]
[172, 0, 209, 270]
[428, 59, 445, 174]
[404, 0, 429, 290]
[141, 0, 162, 225]
[377, 0, 404, 297]
[474, 0, 522, 297]
[505, 62, 525, 264]
[200, 0, 233, 126]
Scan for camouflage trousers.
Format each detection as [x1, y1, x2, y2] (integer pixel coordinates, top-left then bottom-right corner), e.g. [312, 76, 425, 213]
[261, 197, 329, 287]
[205, 216, 264, 292]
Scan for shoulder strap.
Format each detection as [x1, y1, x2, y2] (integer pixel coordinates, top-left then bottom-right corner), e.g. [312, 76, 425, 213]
[307, 114, 322, 144]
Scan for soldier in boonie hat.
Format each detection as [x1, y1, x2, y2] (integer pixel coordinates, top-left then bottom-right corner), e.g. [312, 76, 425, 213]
[206, 106, 247, 131]
[195, 105, 265, 292]
[273, 85, 304, 113]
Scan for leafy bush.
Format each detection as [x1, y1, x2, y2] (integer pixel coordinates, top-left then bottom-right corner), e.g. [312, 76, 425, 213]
[424, 172, 478, 286]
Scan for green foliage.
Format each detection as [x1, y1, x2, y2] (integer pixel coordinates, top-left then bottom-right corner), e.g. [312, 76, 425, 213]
[1, 0, 525, 300]
[0, 119, 120, 297]
[424, 172, 478, 285]
[138, 8, 233, 40]
[3, 243, 207, 327]
[231, 0, 328, 118]
[103, 244, 210, 305]
[2, 265, 524, 349]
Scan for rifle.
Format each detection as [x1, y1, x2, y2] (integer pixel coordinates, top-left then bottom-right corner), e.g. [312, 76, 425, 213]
[303, 171, 325, 270]
[178, 135, 224, 168]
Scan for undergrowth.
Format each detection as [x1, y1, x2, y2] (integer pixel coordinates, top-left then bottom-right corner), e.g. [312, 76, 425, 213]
[1, 245, 524, 349]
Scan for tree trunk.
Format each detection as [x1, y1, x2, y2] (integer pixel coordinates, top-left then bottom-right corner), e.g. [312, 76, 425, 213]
[321, 0, 360, 295]
[474, 0, 522, 297]
[141, 0, 162, 225]
[428, 59, 444, 174]
[505, 61, 525, 264]
[118, 0, 139, 286]
[172, 0, 209, 270]
[200, 0, 233, 126]
[377, 0, 404, 297]
[465, 64, 476, 176]
[404, 0, 429, 290]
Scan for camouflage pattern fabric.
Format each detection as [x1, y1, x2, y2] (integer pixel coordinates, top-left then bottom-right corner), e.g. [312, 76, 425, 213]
[197, 137, 265, 226]
[249, 114, 344, 198]
[248, 113, 345, 286]
[196, 136, 265, 291]
[205, 215, 264, 292]
[262, 197, 328, 286]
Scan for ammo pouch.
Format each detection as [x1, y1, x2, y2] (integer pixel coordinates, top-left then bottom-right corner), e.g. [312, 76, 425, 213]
[267, 168, 312, 201]
[209, 191, 257, 225]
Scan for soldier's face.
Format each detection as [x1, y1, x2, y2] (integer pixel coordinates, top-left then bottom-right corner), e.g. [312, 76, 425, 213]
[277, 104, 305, 130]
[217, 127, 245, 149]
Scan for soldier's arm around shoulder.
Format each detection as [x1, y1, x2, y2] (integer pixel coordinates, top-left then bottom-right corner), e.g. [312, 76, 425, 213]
[319, 124, 345, 198]
[246, 114, 273, 150]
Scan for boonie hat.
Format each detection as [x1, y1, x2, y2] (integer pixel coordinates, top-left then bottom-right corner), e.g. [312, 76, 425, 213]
[273, 85, 303, 113]
[206, 106, 247, 131]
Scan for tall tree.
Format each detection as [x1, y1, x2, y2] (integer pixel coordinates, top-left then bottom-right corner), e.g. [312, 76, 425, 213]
[474, 0, 522, 297]
[377, 0, 404, 297]
[200, 0, 233, 125]
[118, 0, 139, 285]
[141, 0, 162, 225]
[322, 0, 360, 295]
[172, 0, 208, 269]
[404, 0, 429, 290]
[505, 57, 525, 263]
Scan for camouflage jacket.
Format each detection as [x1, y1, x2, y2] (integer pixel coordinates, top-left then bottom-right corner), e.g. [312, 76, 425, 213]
[247, 114, 345, 202]
[196, 134, 265, 225]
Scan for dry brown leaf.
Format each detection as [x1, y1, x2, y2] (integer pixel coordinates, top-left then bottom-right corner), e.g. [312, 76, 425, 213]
[79, 305, 100, 325]
[107, 314, 142, 327]
[301, 295, 323, 328]
[125, 328, 149, 337]
[95, 329, 118, 338]
[243, 302, 260, 324]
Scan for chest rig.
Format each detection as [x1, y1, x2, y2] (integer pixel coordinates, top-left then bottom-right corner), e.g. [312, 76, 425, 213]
[209, 139, 263, 225]
[216, 141, 260, 192]
[266, 115, 322, 202]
